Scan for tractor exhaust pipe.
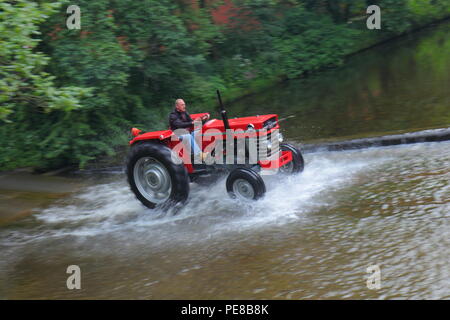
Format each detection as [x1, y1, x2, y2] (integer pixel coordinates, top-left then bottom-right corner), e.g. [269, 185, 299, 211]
[216, 90, 231, 130]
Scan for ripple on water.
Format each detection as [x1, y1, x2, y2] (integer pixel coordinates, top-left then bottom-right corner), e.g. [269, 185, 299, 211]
[0, 141, 449, 299]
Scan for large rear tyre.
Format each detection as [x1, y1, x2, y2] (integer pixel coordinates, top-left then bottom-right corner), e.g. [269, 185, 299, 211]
[226, 168, 266, 200]
[126, 142, 189, 209]
[279, 143, 304, 174]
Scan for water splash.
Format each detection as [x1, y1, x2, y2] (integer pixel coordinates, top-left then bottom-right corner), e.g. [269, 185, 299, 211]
[0, 147, 392, 248]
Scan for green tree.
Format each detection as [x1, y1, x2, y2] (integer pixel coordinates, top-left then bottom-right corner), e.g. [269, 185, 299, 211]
[0, 0, 88, 122]
[0, 0, 91, 170]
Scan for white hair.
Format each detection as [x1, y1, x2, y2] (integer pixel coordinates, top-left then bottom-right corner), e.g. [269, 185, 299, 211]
[175, 99, 184, 107]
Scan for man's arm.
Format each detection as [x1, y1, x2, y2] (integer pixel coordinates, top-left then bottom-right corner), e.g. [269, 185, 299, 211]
[188, 112, 209, 126]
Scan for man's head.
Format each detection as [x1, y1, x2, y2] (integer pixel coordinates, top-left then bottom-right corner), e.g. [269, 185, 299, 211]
[175, 99, 186, 112]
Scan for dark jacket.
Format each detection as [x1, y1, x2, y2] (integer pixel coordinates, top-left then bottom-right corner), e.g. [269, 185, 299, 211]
[169, 109, 193, 131]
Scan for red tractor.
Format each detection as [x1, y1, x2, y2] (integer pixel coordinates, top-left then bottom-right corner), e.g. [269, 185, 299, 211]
[126, 91, 304, 209]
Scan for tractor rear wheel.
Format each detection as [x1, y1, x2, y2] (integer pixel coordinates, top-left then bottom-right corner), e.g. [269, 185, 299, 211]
[226, 168, 266, 200]
[126, 142, 189, 209]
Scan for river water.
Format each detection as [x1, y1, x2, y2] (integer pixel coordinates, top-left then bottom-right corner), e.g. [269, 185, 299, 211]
[229, 21, 450, 143]
[0, 22, 449, 299]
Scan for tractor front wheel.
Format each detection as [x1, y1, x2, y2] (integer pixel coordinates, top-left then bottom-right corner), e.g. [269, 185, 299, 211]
[278, 143, 304, 174]
[226, 168, 266, 200]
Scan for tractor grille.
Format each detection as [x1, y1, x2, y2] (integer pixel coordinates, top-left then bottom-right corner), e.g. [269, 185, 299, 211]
[257, 130, 280, 160]
[243, 129, 281, 164]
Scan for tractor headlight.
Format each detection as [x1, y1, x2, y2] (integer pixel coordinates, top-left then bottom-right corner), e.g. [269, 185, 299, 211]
[278, 132, 283, 143]
[260, 138, 272, 150]
[246, 124, 255, 133]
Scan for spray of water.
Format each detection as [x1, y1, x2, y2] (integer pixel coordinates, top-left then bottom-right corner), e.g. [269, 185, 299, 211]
[0, 148, 392, 249]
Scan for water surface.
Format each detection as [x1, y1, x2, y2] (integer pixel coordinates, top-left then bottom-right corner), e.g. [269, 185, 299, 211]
[228, 21, 450, 143]
[0, 142, 449, 299]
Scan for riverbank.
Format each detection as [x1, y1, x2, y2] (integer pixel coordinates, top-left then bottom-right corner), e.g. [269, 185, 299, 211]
[301, 127, 450, 153]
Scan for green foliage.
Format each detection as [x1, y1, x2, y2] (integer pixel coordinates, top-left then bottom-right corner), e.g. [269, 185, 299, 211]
[272, 9, 359, 78]
[1, 0, 448, 171]
[0, 0, 87, 122]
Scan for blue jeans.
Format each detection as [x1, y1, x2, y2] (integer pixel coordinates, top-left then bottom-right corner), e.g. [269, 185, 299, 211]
[180, 131, 201, 155]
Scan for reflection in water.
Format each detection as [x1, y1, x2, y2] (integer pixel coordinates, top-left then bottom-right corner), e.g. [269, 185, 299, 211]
[0, 142, 449, 299]
[228, 21, 450, 142]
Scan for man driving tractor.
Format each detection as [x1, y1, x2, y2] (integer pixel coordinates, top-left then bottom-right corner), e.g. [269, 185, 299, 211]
[127, 91, 304, 209]
[169, 98, 209, 162]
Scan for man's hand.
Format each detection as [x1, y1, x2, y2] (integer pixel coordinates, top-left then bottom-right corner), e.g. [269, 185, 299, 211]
[193, 118, 203, 128]
[193, 114, 209, 129]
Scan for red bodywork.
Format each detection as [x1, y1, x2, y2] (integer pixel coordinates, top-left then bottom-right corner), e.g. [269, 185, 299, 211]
[130, 113, 293, 173]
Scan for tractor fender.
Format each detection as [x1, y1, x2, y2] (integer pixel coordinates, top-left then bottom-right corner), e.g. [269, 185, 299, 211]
[129, 130, 173, 145]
